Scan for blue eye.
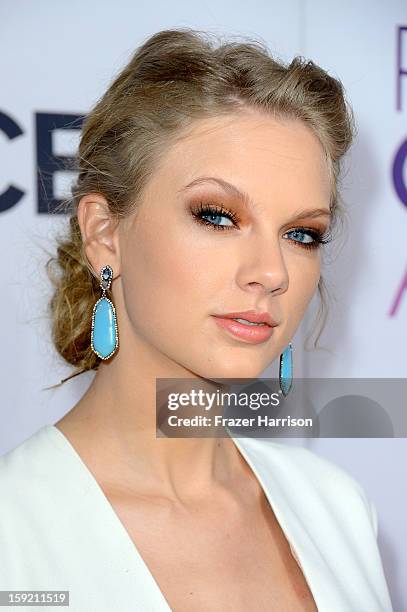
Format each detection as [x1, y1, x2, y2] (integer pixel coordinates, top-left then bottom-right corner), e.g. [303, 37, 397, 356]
[203, 212, 233, 227]
[286, 229, 314, 244]
[191, 202, 239, 230]
[283, 228, 328, 251]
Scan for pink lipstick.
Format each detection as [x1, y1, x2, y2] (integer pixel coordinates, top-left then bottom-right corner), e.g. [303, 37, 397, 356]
[211, 310, 278, 344]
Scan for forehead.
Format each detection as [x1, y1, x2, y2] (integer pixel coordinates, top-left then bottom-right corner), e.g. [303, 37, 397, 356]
[151, 111, 331, 208]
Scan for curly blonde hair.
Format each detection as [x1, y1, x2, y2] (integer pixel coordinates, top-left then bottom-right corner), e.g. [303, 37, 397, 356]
[45, 27, 355, 388]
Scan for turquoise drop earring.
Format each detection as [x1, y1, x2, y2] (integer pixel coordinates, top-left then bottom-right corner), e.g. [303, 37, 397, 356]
[279, 342, 293, 397]
[90, 265, 119, 360]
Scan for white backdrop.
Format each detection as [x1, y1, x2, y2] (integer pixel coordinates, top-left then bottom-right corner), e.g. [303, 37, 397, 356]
[1, 1, 406, 609]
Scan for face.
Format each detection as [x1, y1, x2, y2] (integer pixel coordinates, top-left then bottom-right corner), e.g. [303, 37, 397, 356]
[117, 111, 332, 379]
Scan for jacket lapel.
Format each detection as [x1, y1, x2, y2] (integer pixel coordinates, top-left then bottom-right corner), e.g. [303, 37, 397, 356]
[230, 435, 356, 611]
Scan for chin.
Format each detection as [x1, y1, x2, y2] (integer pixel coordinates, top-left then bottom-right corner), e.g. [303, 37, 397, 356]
[196, 361, 267, 384]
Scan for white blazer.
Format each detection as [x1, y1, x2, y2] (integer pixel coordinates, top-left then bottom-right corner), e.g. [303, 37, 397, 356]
[0, 424, 393, 611]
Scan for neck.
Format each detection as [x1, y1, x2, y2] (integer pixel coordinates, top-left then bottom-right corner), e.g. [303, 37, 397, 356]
[58, 338, 242, 504]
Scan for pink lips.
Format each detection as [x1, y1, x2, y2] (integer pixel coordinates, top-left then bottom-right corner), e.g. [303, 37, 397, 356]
[211, 313, 276, 344]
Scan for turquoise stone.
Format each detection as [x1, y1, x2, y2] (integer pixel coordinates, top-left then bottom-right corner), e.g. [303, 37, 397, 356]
[279, 344, 293, 396]
[92, 297, 117, 359]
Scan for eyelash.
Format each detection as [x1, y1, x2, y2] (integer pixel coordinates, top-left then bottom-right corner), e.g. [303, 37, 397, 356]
[190, 202, 332, 251]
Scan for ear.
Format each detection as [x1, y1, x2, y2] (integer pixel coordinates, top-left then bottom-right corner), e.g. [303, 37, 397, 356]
[76, 193, 121, 280]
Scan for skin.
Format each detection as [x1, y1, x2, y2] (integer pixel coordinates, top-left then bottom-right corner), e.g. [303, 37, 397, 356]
[56, 110, 331, 610]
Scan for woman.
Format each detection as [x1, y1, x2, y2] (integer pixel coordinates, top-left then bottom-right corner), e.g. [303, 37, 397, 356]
[0, 28, 393, 611]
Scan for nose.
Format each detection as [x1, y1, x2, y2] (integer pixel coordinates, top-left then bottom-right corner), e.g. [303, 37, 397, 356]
[236, 235, 289, 296]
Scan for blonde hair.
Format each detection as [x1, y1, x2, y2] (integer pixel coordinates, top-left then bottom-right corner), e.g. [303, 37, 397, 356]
[45, 27, 355, 387]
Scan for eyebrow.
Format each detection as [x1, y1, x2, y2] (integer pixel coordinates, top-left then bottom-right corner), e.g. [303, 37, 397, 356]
[178, 176, 331, 221]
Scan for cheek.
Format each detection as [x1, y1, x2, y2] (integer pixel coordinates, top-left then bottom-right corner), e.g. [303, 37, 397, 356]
[120, 218, 217, 343]
[284, 255, 321, 325]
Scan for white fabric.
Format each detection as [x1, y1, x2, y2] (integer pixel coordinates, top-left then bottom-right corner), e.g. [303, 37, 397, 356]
[0, 425, 393, 611]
